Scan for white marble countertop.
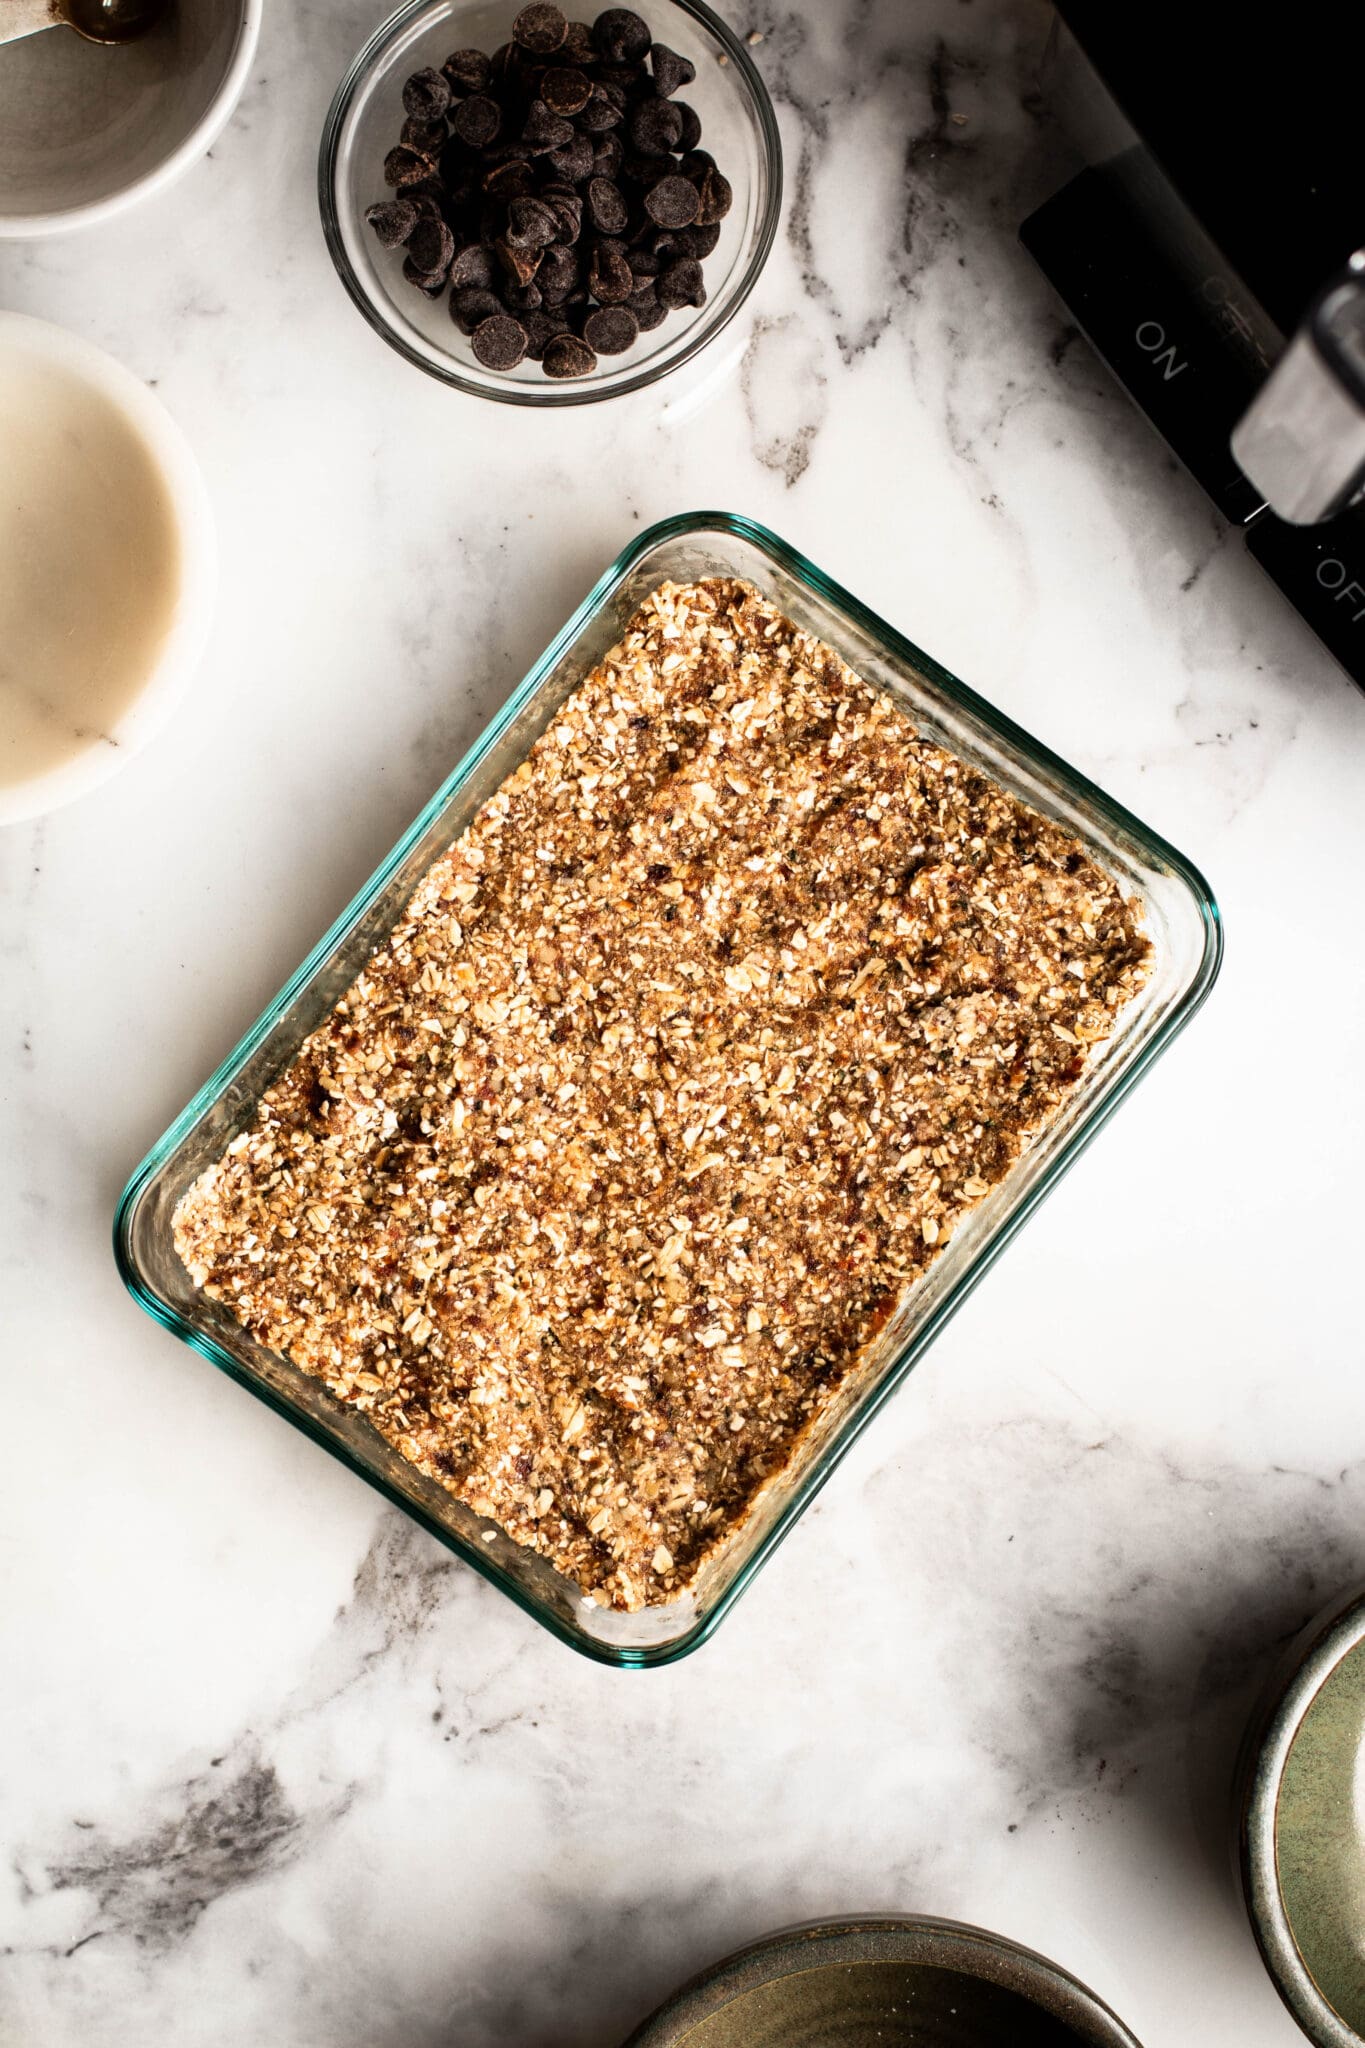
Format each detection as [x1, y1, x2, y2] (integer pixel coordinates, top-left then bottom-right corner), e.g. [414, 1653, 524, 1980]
[5, 2, 1365, 2043]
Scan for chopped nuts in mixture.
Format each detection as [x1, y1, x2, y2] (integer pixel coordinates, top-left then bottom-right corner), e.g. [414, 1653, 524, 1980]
[174, 578, 1150, 1610]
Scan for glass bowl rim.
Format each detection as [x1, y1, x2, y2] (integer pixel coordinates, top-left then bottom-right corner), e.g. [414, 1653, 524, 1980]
[316, 0, 784, 406]
[114, 510, 1222, 1668]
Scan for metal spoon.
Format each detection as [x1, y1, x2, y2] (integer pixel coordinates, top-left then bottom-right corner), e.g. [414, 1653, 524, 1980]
[1, 0, 167, 46]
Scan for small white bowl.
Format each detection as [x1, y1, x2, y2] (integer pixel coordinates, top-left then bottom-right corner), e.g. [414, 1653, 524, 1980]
[0, 0, 262, 238]
[0, 314, 215, 827]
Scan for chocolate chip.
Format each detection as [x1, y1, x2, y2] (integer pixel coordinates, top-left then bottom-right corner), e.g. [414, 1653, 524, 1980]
[472, 312, 528, 369]
[649, 42, 694, 97]
[507, 195, 559, 248]
[583, 303, 638, 353]
[402, 114, 448, 154]
[403, 67, 451, 122]
[383, 145, 435, 189]
[368, 9, 731, 379]
[497, 236, 543, 287]
[402, 256, 446, 296]
[592, 7, 649, 61]
[487, 38, 518, 85]
[695, 166, 732, 225]
[590, 133, 624, 178]
[657, 256, 706, 308]
[674, 100, 701, 151]
[595, 60, 647, 97]
[452, 93, 501, 147]
[450, 285, 503, 332]
[587, 238, 633, 302]
[538, 243, 580, 298]
[546, 132, 595, 181]
[628, 96, 682, 155]
[522, 307, 571, 359]
[542, 332, 597, 377]
[644, 173, 699, 228]
[619, 150, 663, 186]
[674, 220, 720, 257]
[513, 2, 567, 52]
[522, 99, 574, 152]
[543, 189, 583, 242]
[630, 288, 667, 331]
[449, 242, 497, 289]
[441, 47, 491, 95]
[365, 198, 418, 248]
[585, 175, 628, 234]
[406, 215, 455, 276]
[541, 65, 592, 115]
[561, 18, 596, 63]
[483, 158, 535, 199]
[576, 84, 623, 131]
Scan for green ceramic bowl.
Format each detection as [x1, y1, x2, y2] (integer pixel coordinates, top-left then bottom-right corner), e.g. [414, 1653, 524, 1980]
[1240, 1583, 1365, 2047]
[621, 1917, 1143, 2047]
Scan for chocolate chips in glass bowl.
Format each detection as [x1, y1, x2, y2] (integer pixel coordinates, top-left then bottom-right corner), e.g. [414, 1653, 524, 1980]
[364, 4, 733, 381]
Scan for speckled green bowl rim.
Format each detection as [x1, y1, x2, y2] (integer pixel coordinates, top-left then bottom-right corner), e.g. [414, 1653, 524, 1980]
[1238, 1581, 1365, 2048]
[620, 1916, 1145, 2046]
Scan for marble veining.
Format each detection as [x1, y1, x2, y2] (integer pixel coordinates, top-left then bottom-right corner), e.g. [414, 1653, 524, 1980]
[40, 1751, 316, 1955]
[4, 1, 1365, 2044]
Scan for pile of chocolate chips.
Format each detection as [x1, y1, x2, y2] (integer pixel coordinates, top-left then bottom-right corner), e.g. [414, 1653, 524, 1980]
[365, 4, 732, 380]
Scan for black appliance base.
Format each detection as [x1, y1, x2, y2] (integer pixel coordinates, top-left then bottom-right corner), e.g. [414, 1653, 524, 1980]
[1022, 168, 1365, 693]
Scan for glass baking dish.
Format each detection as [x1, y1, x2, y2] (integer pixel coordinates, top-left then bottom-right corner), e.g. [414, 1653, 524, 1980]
[115, 511, 1221, 1667]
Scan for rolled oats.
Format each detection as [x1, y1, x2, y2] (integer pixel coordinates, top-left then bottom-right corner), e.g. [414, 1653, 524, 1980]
[174, 579, 1150, 1610]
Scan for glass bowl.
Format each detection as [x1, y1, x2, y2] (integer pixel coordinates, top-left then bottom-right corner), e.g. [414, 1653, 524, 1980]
[317, 0, 781, 403]
[114, 512, 1221, 1667]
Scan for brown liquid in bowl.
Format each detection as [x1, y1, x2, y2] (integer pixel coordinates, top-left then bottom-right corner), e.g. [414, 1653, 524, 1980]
[62, 0, 167, 44]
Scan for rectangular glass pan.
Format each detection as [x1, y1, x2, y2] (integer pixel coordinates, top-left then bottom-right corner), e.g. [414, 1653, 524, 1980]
[115, 511, 1221, 1667]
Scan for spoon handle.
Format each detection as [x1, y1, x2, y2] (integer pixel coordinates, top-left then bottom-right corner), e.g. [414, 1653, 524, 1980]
[0, 0, 62, 43]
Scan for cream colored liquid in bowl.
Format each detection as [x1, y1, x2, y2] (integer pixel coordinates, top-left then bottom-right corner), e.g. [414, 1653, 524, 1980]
[0, 351, 181, 790]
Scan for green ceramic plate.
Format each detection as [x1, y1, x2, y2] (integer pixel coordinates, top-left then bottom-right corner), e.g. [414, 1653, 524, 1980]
[621, 1917, 1143, 2047]
[1240, 1583, 1365, 2046]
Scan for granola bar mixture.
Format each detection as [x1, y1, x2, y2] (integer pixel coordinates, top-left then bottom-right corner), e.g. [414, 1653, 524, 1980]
[174, 579, 1150, 1609]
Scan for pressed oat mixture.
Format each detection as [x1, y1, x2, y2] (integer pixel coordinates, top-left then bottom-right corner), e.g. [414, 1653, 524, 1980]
[175, 579, 1150, 1609]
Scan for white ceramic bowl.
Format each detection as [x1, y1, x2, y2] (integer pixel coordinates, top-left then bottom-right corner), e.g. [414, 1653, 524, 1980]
[0, 0, 261, 237]
[0, 314, 215, 826]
